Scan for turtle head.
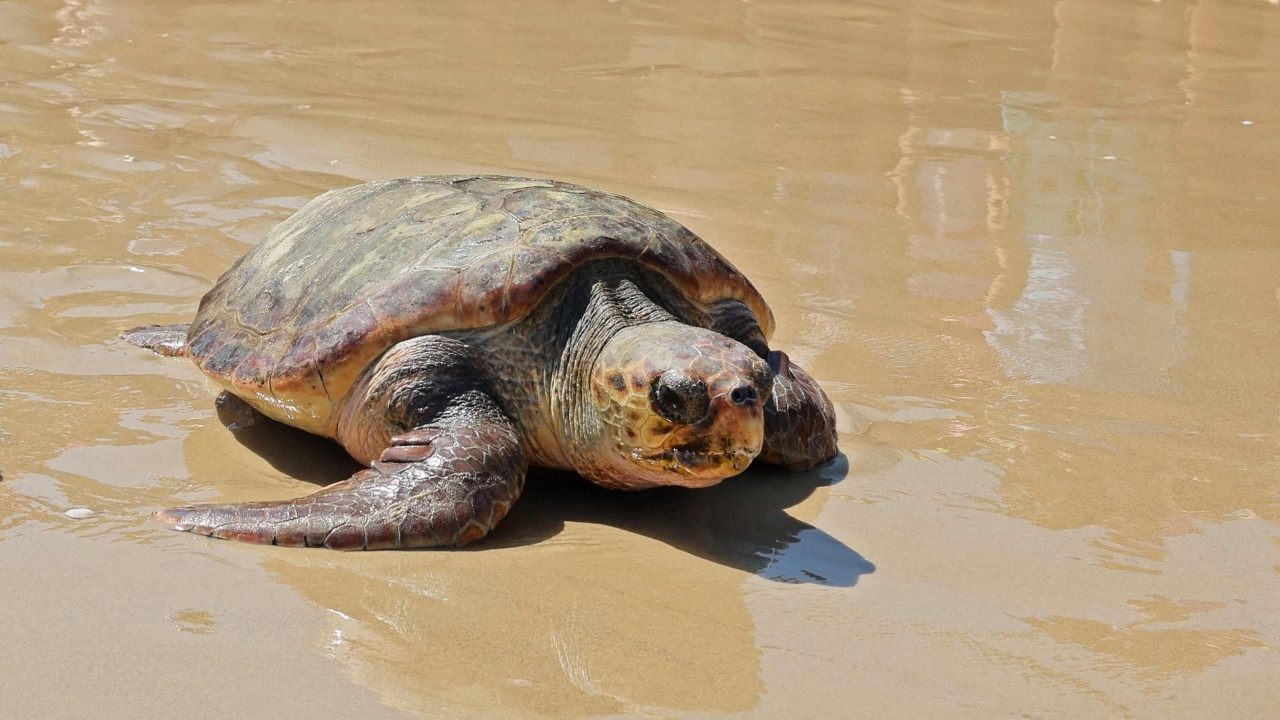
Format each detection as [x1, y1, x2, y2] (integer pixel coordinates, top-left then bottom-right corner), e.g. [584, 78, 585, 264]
[582, 322, 772, 489]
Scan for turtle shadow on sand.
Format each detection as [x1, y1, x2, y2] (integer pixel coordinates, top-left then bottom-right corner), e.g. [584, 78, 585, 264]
[217, 392, 875, 587]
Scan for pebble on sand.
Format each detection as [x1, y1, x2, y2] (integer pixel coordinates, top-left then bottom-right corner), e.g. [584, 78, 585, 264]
[64, 508, 96, 519]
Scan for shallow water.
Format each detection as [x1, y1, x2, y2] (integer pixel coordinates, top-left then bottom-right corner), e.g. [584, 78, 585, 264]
[1, 0, 1278, 717]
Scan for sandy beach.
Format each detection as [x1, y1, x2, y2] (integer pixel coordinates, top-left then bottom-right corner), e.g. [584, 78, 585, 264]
[1, 0, 1278, 717]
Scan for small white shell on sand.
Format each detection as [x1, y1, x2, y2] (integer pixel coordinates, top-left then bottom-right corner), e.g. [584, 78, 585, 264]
[64, 508, 95, 519]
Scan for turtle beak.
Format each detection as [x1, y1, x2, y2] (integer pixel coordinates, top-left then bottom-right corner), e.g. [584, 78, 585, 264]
[655, 369, 766, 486]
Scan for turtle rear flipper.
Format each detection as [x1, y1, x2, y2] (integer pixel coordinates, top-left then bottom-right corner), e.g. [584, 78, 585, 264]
[124, 324, 189, 357]
[154, 396, 527, 549]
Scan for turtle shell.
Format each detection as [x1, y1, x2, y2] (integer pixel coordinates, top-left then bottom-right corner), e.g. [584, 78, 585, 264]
[187, 176, 775, 433]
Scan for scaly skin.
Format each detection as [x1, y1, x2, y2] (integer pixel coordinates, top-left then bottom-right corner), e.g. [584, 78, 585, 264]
[153, 336, 527, 550]
[760, 351, 839, 471]
[126, 260, 837, 551]
[155, 410, 525, 549]
[582, 321, 771, 489]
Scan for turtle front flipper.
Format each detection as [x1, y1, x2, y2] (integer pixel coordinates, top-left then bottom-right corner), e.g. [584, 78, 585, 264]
[155, 397, 527, 550]
[759, 351, 839, 471]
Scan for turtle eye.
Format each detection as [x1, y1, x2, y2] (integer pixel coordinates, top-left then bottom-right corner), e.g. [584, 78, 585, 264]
[650, 372, 710, 425]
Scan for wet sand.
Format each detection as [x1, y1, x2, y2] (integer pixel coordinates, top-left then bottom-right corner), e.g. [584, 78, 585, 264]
[1, 0, 1278, 718]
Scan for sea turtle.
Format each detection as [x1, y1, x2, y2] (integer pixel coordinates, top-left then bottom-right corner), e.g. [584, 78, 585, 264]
[126, 176, 838, 550]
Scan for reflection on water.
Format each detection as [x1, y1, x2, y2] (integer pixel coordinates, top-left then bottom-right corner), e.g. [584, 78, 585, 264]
[882, 0, 1280, 552]
[2, 0, 1279, 717]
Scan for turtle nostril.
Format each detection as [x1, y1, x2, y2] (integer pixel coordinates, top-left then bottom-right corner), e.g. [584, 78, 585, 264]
[729, 384, 757, 405]
[651, 372, 711, 425]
